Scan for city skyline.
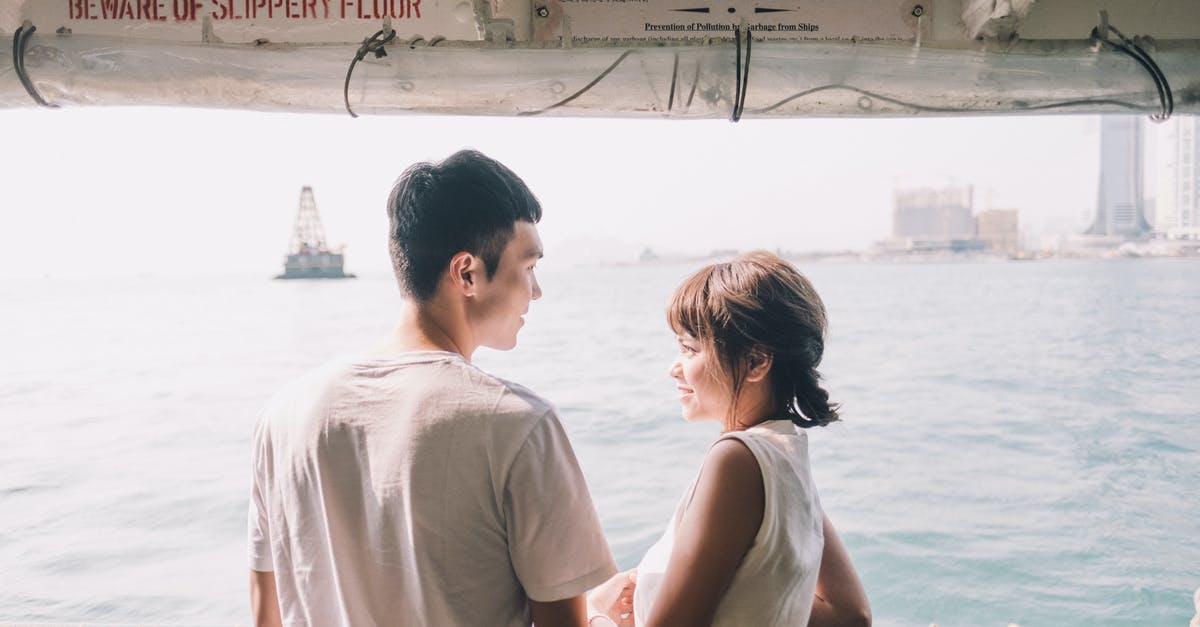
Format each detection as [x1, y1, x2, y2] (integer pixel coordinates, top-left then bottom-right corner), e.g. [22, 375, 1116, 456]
[0, 107, 1170, 277]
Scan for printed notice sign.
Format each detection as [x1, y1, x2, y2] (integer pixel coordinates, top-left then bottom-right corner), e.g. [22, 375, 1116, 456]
[541, 0, 922, 42]
[18, 0, 467, 44]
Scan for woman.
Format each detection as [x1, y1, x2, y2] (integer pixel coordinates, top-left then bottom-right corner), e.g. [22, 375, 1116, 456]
[589, 251, 870, 627]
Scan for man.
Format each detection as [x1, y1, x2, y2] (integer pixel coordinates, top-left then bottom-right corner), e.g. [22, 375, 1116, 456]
[248, 150, 618, 626]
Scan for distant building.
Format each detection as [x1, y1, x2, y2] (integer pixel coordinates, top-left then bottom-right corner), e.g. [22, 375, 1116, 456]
[1155, 116, 1200, 239]
[892, 185, 976, 250]
[975, 209, 1020, 254]
[1085, 116, 1151, 239]
[638, 247, 660, 262]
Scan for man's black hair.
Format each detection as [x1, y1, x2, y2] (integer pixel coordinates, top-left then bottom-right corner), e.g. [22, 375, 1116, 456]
[387, 150, 542, 301]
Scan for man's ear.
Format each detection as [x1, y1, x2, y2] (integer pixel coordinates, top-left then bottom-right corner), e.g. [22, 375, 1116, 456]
[744, 349, 773, 383]
[448, 252, 478, 296]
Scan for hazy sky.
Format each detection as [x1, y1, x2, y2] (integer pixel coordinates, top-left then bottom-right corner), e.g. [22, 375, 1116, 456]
[0, 108, 1106, 277]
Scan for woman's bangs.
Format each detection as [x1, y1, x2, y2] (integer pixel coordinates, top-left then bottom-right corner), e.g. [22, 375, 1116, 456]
[667, 268, 715, 341]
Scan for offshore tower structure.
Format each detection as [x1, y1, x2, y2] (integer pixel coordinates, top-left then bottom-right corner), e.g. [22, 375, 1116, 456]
[274, 186, 355, 280]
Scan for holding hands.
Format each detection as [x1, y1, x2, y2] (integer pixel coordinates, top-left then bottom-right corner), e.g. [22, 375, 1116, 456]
[587, 569, 637, 627]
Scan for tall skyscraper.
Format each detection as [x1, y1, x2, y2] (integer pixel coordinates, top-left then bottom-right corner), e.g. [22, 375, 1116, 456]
[1085, 116, 1151, 238]
[1154, 116, 1200, 239]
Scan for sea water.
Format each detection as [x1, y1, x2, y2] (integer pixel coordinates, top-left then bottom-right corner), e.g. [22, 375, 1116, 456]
[1, 259, 1198, 626]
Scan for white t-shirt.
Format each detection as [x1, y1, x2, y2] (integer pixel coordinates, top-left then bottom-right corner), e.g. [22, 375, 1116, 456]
[248, 351, 616, 627]
[632, 420, 825, 626]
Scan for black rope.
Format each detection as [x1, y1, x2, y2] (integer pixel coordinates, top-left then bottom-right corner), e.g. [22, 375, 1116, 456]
[1090, 24, 1172, 122]
[754, 83, 1148, 116]
[739, 27, 752, 119]
[12, 21, 59, 109]
[344, 26, 397, 118]
[668, 52, 679, 112]
[732, 25, 742, 122]
[518, 50, 635, 117]
[686, 61, 700, 109]
[730, 24, 752, 122]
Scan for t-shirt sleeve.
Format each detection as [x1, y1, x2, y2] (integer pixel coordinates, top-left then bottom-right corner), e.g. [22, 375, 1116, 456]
[504, 410, 617, 602]
[247, 421, 274, 572]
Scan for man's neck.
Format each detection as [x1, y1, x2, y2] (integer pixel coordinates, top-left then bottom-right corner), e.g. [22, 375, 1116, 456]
[381, 299, 476, 360]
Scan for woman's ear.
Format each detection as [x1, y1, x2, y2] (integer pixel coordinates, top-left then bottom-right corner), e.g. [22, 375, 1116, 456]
[744, 349, 773, 383]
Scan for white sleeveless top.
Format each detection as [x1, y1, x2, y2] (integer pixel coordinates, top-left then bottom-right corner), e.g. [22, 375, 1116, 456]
[633, 420, 825, 626]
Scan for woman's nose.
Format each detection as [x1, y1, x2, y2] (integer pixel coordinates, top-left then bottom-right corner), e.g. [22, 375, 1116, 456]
[667, 359, 682, 379]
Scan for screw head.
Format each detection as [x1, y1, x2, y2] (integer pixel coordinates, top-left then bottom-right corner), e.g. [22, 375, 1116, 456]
[536, 6, 549, 18]
[911, 5, 924, 17]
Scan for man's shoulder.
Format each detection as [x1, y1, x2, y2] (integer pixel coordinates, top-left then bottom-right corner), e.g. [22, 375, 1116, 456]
[427, 370, 554, 448]
[377, 352, 552, 418]
[479, 372, 555, 421]
[255, 359, 355, 430]
[255, 353, 559, 439]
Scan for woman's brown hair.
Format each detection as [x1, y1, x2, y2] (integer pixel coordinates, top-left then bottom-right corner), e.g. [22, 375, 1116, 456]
[667, 251, 839, 430]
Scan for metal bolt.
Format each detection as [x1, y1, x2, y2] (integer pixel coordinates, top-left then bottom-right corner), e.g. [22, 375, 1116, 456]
[911, 5, 924, 17]
[536, 6, 549, 18]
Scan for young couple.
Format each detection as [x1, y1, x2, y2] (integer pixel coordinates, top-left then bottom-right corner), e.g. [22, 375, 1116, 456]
[247, 150, 870, 627]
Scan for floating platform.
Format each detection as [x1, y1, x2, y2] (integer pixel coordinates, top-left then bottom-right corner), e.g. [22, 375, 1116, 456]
[273, 186, 355, 280]
[274, 250, 356, 280]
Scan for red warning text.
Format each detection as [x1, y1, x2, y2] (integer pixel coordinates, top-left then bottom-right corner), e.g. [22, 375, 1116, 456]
[66, 0, 422, 22]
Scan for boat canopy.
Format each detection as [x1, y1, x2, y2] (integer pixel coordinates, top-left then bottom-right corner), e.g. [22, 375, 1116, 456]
[2, 0, 1198, 118]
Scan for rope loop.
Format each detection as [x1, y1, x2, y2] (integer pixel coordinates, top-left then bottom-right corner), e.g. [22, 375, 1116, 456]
[1089, 15, 1173, 122]
[518, 50, 635, 117]
[344, 25, 398, 118]
[730, 22, 752, 122]
[12, 20, 60, 109]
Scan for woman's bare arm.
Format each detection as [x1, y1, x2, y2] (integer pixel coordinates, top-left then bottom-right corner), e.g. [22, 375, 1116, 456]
[643, 439, 765, 627]
[807, 514, 871, 627]
[250, 570, 283, 627]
